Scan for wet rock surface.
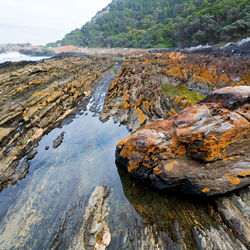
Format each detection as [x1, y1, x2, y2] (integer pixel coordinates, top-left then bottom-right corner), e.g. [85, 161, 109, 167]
[115, 166, 248, 249]
[216, 187, 250, 248]
[116, 86, 250, 196]
[0, 55, 115, 190]
[53, 132, 65, 148]
[50, 186, 111, 250]
[69, 186, 111, 250]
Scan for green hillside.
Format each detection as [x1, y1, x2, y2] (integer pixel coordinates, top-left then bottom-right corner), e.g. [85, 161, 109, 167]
[48, 0, 250, 48]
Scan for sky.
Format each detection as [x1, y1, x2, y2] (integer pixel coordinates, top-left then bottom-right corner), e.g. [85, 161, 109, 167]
[0, 0, 111, 45]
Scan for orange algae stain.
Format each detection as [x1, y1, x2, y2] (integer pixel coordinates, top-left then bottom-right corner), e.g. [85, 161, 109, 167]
[225, 173, 241, 185]
[136, 108, 146, 125]
[238, 170, 250, 177]
[202, 188, 210, 193]
[42, 101, 47, 107]
[216, 187, 221, 191]
[128, 160, 140, 172]
[164, 160, 177, 172]
[153, 166, 162, 175]
[33, 92, 42, 97]
[168, 109, 176, 117]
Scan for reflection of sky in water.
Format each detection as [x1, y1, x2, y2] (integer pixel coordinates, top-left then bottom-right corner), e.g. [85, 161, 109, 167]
[0, 106, 129, 248]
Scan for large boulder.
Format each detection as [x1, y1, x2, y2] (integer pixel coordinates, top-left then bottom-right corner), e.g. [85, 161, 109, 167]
[116, 86, 250, 195]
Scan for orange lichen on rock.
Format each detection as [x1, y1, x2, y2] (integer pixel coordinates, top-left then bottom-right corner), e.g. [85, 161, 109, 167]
[202, 188, 210, 193]
[141, 52, 250, 91]
[47, 91, 61, 103]
[153, 166, 162, 175]
[168, 109, 177, 117]
[238, 170, 250, 176]
[136, 108, 146, 125]
[101, 57, 164, 131]
[225, 173, 241, 185]
[164, 161, 177, 172]
[109, 79, 117, 90]
[116, 86, 250, 195]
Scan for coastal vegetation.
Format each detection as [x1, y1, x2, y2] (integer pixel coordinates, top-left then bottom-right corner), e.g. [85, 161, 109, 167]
[48, 0, 250, 48]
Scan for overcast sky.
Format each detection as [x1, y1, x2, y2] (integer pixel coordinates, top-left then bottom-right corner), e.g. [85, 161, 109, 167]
[0, 0, 111, 45]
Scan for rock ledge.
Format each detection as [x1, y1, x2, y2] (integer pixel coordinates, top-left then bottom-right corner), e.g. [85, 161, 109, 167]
[116, 86, 250, 195]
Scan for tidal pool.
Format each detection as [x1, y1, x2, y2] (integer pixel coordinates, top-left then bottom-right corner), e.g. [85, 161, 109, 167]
[0, 74, 219, 249]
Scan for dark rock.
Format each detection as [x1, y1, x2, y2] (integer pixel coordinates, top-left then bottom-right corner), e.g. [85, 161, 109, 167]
[26, 149, 38, 161]
[216, 187, 250, 247]
[53, 132, 65, 148]
[219, 38, 250, 58]
[45, 146, 49, 150]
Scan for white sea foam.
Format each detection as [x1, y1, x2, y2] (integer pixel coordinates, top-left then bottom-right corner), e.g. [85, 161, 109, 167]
[0, 52, 50, 64]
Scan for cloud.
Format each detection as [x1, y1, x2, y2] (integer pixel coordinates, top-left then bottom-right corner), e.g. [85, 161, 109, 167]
[0, 0, 111, 45]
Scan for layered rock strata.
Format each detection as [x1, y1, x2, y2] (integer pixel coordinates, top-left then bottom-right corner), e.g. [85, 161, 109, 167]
[101, 58, 165, 131]
[0, 56, 114, 190]
[116, 86, 250, 196]
[101, 52, 250, 131]
[69, 186, 111, 250]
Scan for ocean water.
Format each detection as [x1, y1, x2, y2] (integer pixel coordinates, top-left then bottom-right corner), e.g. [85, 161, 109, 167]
[0, 52, 50, 63]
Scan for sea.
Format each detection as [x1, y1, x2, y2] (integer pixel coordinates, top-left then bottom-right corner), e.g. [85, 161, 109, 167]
[0, 52, 50, 64]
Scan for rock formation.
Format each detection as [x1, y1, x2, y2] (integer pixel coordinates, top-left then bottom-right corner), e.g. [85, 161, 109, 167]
[0, 56, 114, 190]
[101, 52, 250, 131]
[69, 186, 111, 250]
[116, 166, 248, 249]
[116, 86, 250, 196]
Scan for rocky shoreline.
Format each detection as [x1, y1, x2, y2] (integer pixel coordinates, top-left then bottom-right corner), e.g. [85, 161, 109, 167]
[1, 37, 249, 61]
[0, 48, 249, 249]
[101, 50, 249, 248]
[0, 55, 115, 190]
